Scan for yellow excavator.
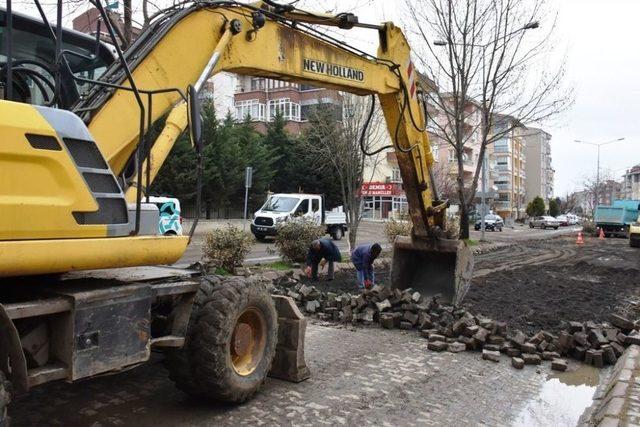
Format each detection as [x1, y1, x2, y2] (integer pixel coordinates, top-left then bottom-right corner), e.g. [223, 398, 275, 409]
[0, 0, 473, 419]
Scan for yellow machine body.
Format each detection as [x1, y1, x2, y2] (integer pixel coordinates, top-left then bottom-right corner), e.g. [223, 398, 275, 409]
[1, 2, 472, 301]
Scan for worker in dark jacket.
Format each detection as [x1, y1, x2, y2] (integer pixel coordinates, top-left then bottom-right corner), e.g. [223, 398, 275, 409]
[305, 238, 342, 281]
[351, 243, 382, 289]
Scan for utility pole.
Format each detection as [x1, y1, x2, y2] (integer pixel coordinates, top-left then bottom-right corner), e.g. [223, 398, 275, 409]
[243, 166, 253, 230]
[574, 138, 625, 212]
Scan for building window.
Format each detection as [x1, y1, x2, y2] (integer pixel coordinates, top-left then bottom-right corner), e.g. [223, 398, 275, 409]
[250, 78, 265, 91]
[448, 149, 455, 163]
[494, 138, 510, 153]
[235, 99, 265, 121]
[431, 144, 439, 160]
[392, 196, 408, 217]
[268, 98, 301, 122]
[391, 168, 402, 183]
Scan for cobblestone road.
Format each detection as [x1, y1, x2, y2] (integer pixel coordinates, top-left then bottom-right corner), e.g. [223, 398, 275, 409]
[12, 322, 562, 426]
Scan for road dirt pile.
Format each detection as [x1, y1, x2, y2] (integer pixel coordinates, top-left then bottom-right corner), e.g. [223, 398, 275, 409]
[466, 238, 640, 335]
[466, 261, 640, 335]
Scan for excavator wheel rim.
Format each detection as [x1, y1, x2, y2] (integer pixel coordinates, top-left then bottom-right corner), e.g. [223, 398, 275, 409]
[230, 306, 266, 376]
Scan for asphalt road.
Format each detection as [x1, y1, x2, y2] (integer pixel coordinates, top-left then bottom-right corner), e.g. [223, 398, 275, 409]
[179, 219, 582, 265]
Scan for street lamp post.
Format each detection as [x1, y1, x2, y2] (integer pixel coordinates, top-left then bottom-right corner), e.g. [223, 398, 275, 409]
[574, 138, 625, 211]
[480, 151, 488, 241]
[434, 21, 538, 240]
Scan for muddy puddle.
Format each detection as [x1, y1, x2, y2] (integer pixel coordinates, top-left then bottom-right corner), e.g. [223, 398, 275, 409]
[513, 364, 606, 426]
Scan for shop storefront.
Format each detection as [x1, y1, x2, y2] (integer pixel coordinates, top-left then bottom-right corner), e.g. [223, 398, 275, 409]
[361, 183, 407, 220]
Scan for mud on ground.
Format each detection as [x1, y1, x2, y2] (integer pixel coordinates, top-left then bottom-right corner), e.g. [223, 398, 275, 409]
[307, 237, 640, 335]
[466, 237, 640, 334]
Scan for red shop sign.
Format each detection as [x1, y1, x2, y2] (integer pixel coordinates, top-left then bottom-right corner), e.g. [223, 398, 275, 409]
[361, 183, 399, 196]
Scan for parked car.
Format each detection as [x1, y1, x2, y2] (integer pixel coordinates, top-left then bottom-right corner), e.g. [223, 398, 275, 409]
[474, 214, 504, 231]
[529, 216, 560, 230]
[566, 214, 580, 225]
[555, 215, 569, 226]
[148, 196, 183, 235]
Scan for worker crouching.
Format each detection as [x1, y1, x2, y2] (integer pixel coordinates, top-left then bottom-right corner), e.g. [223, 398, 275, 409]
[305, 238, 342, 281]
[351, 243, 382, 290]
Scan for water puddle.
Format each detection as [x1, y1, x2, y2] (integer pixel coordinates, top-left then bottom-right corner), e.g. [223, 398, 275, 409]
[513, 364, 604, 427]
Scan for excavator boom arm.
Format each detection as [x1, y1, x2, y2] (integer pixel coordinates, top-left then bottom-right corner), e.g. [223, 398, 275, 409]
[80, 2, 436, 238]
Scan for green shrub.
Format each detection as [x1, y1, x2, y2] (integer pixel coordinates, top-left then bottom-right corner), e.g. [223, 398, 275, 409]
[274, 219, 325, 262]
[202, 224, 254, 274]
[384, 218, 412, 244]
[548, 199, 560, 217]
[526, 196, 546, 217]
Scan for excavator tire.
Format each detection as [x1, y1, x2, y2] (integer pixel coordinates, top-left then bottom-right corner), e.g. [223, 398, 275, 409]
[165, 276, 277, 404]
[0, 371, 11, 427]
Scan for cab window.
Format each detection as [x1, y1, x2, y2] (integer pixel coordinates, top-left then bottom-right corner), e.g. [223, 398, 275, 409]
[0, 10, 114, 106]
[156, 202, 176, 216]
[294, 199, 309, 216]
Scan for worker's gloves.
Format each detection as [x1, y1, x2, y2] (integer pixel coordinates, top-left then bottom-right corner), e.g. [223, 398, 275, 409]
[305, 266, 312, 278]
[364, 279, 373, 290]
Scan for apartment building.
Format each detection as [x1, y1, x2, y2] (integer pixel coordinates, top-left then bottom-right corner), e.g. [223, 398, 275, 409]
[433, 97, 483, 185]
[492, 115, 526, 219]
[598, 180, 623, 206]
[523, 128, 554, 206]
[623, 165, 640, 200]
[233, 76, 342, 133]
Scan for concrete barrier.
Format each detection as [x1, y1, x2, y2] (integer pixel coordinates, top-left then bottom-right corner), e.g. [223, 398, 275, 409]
[579, 345, 640, 426]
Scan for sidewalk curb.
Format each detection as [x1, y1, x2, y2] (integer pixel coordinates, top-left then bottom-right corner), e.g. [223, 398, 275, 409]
[579, 345, 640, 426]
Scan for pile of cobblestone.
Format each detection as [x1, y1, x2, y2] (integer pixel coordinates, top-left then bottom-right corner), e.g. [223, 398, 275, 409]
[270, 273, 640, 371]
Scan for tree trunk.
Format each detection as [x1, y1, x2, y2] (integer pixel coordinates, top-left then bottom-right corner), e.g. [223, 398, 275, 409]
[455, 143, 469, 240]
[459, 202, 470, 239]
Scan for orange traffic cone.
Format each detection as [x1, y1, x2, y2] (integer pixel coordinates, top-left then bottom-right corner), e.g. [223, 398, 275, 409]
[576, 231, 584, 245]
[599, 228, 605, 240]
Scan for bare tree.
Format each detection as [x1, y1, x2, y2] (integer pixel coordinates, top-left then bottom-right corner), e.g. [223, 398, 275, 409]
[301, 94, 387, 251]
[579, 171, 617, 215]
[431, 152, 458, 202]
[406, 0, 573, 238]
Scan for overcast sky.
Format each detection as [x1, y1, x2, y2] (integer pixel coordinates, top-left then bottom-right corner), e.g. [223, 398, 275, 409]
[16, 0, 640, 197]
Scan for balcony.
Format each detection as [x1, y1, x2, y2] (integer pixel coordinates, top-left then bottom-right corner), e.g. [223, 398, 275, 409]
[494, 201, 511, 210]
[494, 145, 511, 154]
[496, 183, 512, 191]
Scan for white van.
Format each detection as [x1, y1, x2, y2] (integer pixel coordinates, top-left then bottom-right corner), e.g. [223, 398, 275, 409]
[251, 193, 347, 241]
[147, 196, 183, 236]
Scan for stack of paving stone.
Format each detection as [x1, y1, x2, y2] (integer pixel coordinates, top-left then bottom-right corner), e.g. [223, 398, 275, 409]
[270, 274, 640, 370]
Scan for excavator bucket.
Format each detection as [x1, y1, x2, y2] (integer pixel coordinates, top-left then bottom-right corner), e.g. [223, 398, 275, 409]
[390, 236, 474, 306]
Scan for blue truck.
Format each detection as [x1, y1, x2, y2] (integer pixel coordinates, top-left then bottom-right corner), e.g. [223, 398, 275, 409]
[594, 200, 640, 237]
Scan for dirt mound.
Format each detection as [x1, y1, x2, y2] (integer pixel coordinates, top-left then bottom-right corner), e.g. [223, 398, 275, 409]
[465, 262, 640, 335]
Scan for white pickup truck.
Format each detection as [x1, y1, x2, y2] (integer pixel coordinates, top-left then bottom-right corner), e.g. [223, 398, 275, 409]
[251, 193, 348, 241]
